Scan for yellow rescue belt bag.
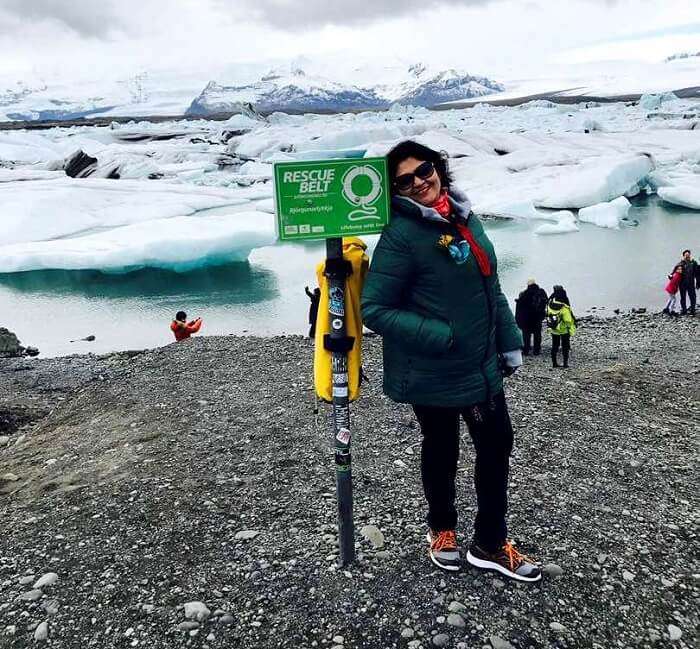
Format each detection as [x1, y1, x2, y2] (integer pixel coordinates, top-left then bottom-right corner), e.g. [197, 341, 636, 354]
[313, 238, 369, 403]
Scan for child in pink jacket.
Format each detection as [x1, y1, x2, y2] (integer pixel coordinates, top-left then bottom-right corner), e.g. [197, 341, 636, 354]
[663, 265, 683, 316]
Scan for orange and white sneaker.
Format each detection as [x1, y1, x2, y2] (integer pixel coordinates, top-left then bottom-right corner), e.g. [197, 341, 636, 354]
[426, 529, 461, 572]
[466, 541, 541, 582]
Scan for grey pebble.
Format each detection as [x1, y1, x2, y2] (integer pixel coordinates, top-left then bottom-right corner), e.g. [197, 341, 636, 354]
[34, 622, 48, 642]
[668, 625, 682, 641]
[21, 590, 43, 602]
[33, 573, 58, 590]
[433, 633, 450, 647]
[490, 636, 515, 649]
[234, 530, 259, 541]
[177, 621, 200, 632]
[446, 613, 465, 628]
[549, 622, 567, 633]
[543, 563, 564, 578]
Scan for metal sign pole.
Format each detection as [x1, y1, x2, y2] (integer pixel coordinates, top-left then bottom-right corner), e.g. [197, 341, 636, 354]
[324, 237, 355, 566]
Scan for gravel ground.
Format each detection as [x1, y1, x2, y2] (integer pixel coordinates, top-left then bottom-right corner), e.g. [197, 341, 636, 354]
[0, 314, 698, 649]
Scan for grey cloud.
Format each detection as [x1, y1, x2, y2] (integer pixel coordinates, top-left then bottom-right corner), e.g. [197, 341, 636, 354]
[0, 0, 124, 36]
[223, 0, 495, 29]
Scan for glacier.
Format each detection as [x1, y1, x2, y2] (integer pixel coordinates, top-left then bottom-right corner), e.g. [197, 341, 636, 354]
[0, 89, 699, 274]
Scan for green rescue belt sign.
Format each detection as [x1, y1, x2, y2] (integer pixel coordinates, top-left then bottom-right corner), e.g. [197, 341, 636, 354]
[274, 158, 391, 241]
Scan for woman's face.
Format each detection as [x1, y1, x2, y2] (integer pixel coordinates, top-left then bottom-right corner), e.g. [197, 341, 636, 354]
[395, 156, 442, 206]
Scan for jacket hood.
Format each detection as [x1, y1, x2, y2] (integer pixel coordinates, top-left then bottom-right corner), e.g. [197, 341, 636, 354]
[392, 187, 473, 224]
[548, 299, 566, 311]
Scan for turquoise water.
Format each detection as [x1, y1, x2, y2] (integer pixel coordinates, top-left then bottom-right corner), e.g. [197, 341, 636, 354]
[1, 196, 696, 358]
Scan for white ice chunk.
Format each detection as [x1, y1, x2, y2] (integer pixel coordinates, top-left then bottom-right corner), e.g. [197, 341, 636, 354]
[0, 168, 64, 183]
[578, 196, 630, 229]
[658, 185, 700, 210]
[238, 161, 273, 178]
[254, 198, 275, 214]
[0, 212, 276, 273]
[536, 154, 654, 209]
[0, 179, 251, 246]
[534, 211, 579, 235]
[474, 200, 566, 222]
[639, 92, 679, 111]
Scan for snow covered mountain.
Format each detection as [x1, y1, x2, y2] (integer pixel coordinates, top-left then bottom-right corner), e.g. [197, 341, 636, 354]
[186, 64, 504, 116]
[387, 67, 504, 106]
[186, 68, 389, 115]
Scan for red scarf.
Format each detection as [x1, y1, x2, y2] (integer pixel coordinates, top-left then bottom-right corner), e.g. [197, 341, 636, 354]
[431, 192, 492, 276]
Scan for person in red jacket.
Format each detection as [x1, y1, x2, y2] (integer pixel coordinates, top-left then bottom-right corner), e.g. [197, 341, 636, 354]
[170, 311, 202, 341]
[663, 265, 683, 316]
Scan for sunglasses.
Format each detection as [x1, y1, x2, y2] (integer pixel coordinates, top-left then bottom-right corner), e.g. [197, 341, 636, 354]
[393, 161, 436, 192]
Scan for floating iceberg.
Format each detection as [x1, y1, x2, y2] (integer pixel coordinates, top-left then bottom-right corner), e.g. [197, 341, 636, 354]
[658, 186, 700, 210]
[0, 179, 251, 246]
[534, 211, 579, 235]
[536, 154, 654, 209]
[578, 196, 631, 229]
[0, 212, 276, 274]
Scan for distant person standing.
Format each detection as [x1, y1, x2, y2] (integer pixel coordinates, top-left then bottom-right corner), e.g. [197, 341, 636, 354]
[170, 311, 202, 341]
[515, 279, 548, 356]
[677, 249, 698, 316]
[305, 286, 321, 338]
[663, 265, 683, 317]
[547, 286, 576, 368]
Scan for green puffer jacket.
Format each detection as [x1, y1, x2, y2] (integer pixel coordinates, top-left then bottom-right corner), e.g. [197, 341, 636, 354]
[361, 188, 522, 407]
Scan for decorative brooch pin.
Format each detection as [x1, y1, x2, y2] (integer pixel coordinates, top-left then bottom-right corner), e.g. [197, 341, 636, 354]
[436, 234, 454, 250]
[437, 234, 470, 265]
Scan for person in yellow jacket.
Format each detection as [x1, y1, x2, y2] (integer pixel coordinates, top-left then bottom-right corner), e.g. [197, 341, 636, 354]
[546, 285, 576, 368]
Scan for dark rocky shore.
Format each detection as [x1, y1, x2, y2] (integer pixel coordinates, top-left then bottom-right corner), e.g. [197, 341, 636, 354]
[0, 314, 698, 649]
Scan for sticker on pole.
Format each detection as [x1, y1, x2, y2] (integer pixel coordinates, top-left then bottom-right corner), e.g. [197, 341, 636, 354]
[274, 158, 391, 241]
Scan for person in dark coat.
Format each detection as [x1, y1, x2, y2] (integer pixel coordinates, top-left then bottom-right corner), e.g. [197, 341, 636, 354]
[361, 140, 540, 582]
[676, 249, 699, 315]
[305, 286, 321, 338]
[515, 279, 548, 355]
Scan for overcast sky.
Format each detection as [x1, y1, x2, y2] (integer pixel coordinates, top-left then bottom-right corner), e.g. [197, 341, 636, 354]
[0, 0, 698, 84]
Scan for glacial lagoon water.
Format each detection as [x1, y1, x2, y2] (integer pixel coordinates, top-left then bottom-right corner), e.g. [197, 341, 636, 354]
[1, 195, 697, 358]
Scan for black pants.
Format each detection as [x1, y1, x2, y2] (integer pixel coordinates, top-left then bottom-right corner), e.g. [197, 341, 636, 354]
[551, 334, 571, 366]
[680, 286, 697, 314]
[522, 325, 542, 354]
[412, 391, 514, 553]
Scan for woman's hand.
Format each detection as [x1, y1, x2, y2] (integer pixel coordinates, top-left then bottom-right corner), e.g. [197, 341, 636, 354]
[500, 349, 523, 377]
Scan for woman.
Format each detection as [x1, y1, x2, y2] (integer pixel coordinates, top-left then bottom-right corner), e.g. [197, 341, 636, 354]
[361, 141, 541, 582]
[546, 286, 576, 367]
[663, 265, 683, 317]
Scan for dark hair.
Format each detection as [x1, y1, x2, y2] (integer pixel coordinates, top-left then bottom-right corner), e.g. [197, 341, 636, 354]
[176, 311, 187, 321]
[386, 140, 453, 194]
[551, 285, 570, 305]
[682, 249, 691, 255]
